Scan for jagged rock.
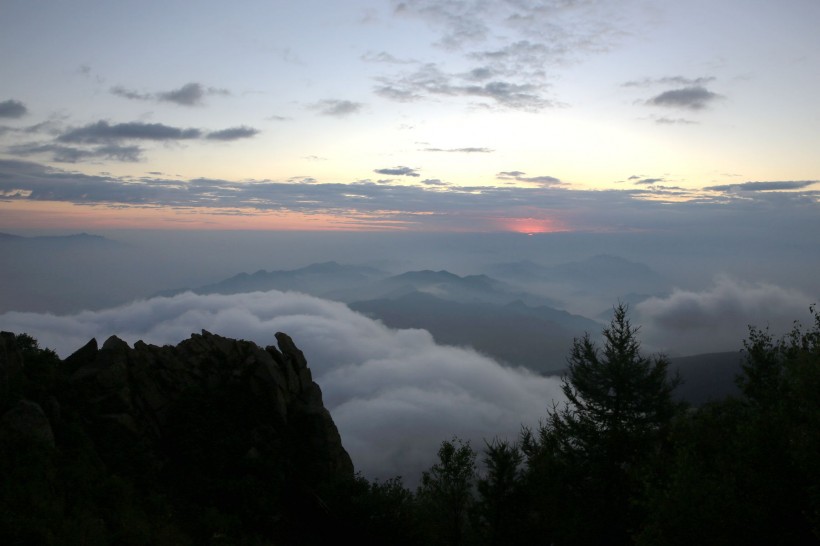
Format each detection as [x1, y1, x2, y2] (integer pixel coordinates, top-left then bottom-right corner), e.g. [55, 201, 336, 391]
[63, 329, 353, 481]
[0, 399, 55, 449]
[0, 329, 358, 543]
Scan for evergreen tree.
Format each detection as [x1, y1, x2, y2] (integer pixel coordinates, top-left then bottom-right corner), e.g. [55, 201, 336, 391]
[473, 439, 525, 546]
[638, 304, 820, 545]
[523, 303, 680, 545]
[417, 437, 477, 546]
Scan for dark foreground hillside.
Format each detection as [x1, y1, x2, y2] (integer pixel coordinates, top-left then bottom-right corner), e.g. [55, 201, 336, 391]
[2, 303, 819, 546]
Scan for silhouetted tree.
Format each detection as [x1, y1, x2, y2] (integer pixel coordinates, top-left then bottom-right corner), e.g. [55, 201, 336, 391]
[523, 303, 680, 545]
[417, 437, 477, 546]
[638, 305, 820, 545]
[473, 438, 525, 546]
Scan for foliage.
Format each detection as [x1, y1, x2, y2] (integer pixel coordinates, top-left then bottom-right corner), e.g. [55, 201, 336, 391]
[637, 304, 820, 545]
[521, 303, 681, 545]
[473, 438, 526, 546]
[417, 437, 477, 546]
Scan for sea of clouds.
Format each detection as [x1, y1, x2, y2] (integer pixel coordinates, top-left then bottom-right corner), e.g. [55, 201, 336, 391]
[1, 290, 565, 484]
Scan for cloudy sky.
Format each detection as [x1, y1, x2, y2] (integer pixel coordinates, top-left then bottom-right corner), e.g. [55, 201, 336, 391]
[1, 0, 818, 232]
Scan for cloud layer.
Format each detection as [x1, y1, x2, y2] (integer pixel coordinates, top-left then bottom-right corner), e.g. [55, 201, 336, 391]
[635, 277, 816, 355]
[1, 158, 817, 232]
[0, 290, 564, 483]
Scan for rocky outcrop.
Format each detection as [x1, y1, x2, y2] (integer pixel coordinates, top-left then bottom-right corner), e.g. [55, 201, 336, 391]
[63, 329, 353, 480]
[0, 329, 355, 544]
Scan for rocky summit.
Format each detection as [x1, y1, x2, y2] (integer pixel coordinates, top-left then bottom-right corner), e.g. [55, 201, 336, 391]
[0, 330, 354, 545]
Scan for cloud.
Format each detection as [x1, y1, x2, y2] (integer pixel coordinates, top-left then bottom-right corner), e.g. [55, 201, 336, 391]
[423, 147, 493, 153]
[0, 290, 565, 482]
[623, 76, 716, 88]
[110, 86, 152, 101]
[6, 121, 258, 162]
[374, 166, 420, 177]
[0, 99, 28, 119]
[111, 82, 230, 106]
[362, 51, 415, 64]
[205, 126, 260, 141]
[421, 178, 448, 186]
[381, 0, 641, 111]
[310, 99, 364, 117]
[635, 277, 815, 355]
[8, 142, 143, 163]
[496, 171, 562, 186]
[647, 86, 723, 110]
[58, 121, 202, 143]
[633, 177, 663, 185]
[1, 159, 817, 233]
[654, 117, 698, 125]
[375, 63, 553, 111]
[705, 180, 817, 192]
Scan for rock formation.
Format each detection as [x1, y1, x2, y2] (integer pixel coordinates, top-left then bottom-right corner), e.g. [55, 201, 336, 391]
[0, 329, 355, 544]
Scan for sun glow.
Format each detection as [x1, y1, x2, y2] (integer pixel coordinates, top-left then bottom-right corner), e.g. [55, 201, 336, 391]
[496, 216, 566, 235]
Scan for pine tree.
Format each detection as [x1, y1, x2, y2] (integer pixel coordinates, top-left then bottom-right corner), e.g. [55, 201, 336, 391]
[523, 303, 680, 545]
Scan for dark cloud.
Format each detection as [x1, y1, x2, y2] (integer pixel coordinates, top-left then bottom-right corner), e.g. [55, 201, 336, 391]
[654, 117, 698, 125]
[421, 178, 448, 186]
[423, 147, 493, 153]
[8, 143, 142, 163]
[2, 159, 817, 233]
[465, 67, 493, 81]
[58, 121, 202, 143]
[7, 120, 256, 163]
[0, 99, 28, 119]
[376, 63, 553, 110]
[647, 86, 722, 110]
[374, 166, 420, 177]
[205, 126, 260, 141]
[311, 99, 364, 117]
[158, 83, 208, 106]
[464, 81, 551, 110]
[623, 76, 715, 88]
[705, 180, 817, 192]
[111, 82, 230, 106]
[633, 178, 663, 185]
[496, 171, 562, 186]
[109, 86, 152, 101]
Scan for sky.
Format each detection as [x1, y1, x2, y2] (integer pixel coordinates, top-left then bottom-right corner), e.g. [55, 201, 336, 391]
[1, 0, 819, 232]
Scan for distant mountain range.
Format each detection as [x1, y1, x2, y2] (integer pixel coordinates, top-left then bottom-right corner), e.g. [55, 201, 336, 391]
[487, 254, 671, 298]
[157, 261, 386, 299]
[351, 292, 602, 373]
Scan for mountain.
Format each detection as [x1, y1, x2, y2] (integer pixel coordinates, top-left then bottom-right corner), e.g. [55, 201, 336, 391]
[0, 233, 119, 245]
[487, 254, 671, 297]
[157, 261, 388, 298]
[669, 351, 743, 405]
[543, 350, 744, 407]
[162, 263, 560, 308]
[329, 268, 559, 307]
[351, 292, 602, 373]
[0, 330, 353, 543]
